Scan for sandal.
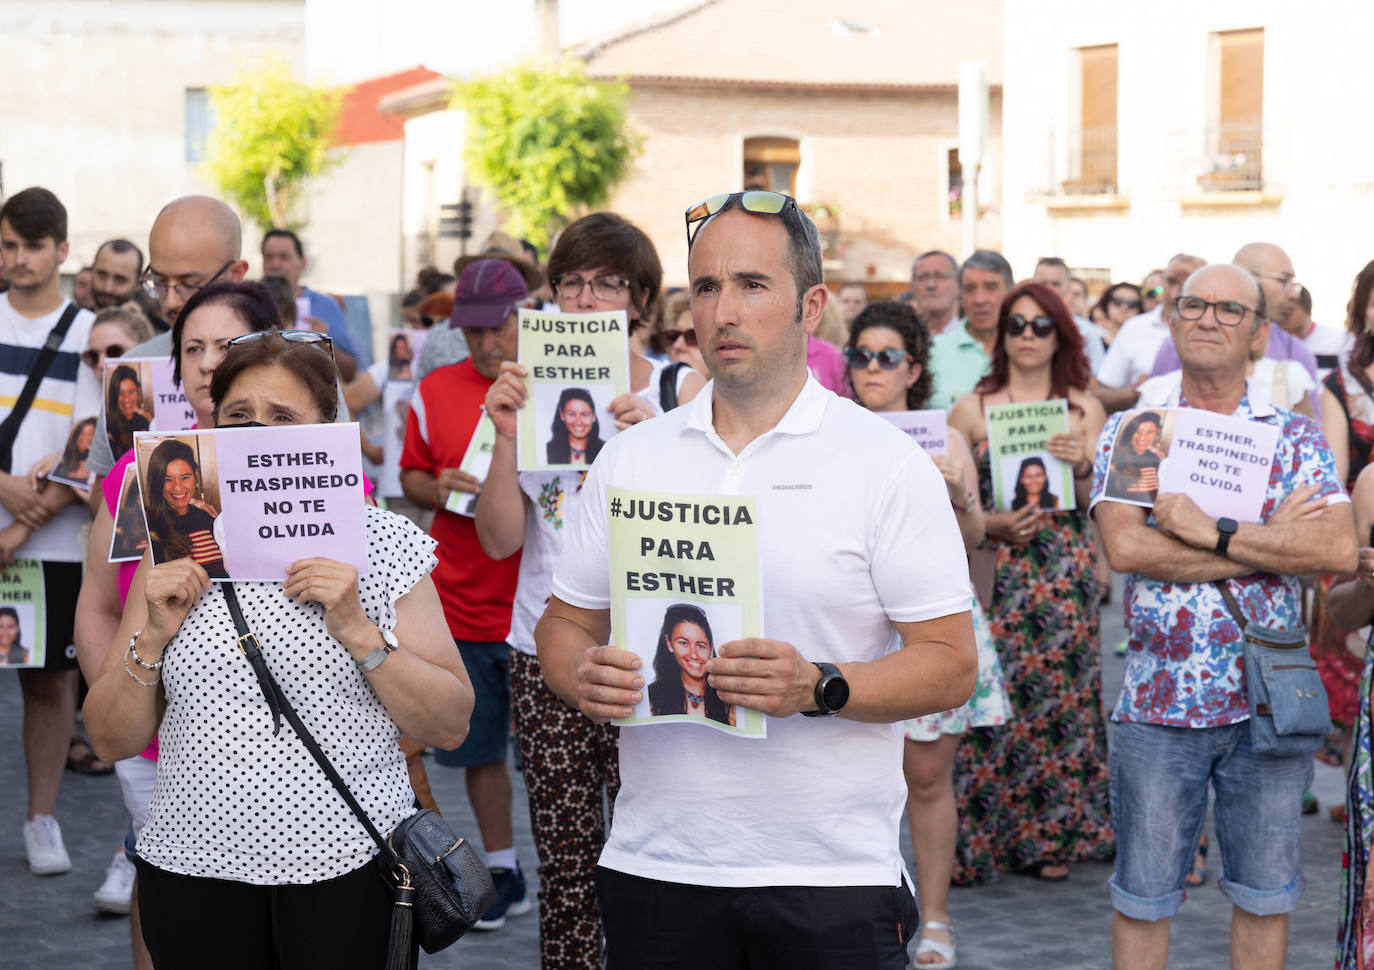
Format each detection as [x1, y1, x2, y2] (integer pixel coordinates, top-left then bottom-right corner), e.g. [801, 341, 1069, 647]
[1022, 861, 1069, 882]
[915, 920, 956, 969]
[1185, 839, 1207, 886]
[66, 740, 114, 776]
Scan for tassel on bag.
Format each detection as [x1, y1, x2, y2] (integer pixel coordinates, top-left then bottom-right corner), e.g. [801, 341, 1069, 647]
[385, 866, 416, 970]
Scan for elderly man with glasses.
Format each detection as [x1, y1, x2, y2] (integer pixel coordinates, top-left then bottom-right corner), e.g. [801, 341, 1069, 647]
[1092, 262, 1356, 970]
[533, 190, 977, 969]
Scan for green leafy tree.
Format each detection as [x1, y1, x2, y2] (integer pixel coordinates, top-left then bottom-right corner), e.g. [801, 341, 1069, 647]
[203, 58, 343, 230]
[455, 59, 638, 249]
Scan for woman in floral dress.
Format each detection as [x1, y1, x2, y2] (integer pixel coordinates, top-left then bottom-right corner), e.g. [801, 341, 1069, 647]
[948, 282, 1114, 884]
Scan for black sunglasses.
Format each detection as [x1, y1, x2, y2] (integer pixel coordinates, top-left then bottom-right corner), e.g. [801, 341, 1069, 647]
[1002, 314, 1057, 338]
[661, 327, 698, 347]
[685, 190, 797, 248]
[844, 347, 910, 371]
[81, 344, 126, 368]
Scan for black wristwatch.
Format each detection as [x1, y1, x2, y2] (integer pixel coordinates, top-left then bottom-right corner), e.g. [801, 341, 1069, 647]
[1214, 517, 1238, 557]
[802, 662, 849, 717]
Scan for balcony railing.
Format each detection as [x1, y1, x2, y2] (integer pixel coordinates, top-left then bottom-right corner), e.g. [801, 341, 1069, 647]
[1057, 125, 1118, 196]
[1197, 122, 1263, 191]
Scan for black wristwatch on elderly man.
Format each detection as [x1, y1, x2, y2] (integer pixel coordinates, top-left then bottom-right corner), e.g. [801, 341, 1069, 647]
[1214, 517, 1238, 558]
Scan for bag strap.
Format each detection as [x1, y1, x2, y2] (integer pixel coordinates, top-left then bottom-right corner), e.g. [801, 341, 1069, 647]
[659, 361, 685, 412]
[1213, 580, 1249, 630]
[219, 583, 403, 873]
[0, 303, 82, 474]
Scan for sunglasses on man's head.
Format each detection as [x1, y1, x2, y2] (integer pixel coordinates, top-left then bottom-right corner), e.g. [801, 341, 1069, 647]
[844, 347, 910, 371]
[81, 345, 126, 368]
[661, 327, 698, 347]
[684, 190, 797, 248]
[1002, 314, 1057, 338]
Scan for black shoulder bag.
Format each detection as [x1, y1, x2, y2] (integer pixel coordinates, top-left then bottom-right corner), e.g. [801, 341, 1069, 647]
[0, 303, 81, 474]
[658, 361, 688, 412]
[219, 584, 495, 968]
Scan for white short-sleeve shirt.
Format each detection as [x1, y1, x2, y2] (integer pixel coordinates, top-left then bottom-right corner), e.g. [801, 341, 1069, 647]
[1097, 306, 1169, 389]
[551, 376, 972, 888]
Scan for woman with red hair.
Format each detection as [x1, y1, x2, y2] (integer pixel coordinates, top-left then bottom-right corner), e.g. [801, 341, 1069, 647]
[948, 281, 1114, 884]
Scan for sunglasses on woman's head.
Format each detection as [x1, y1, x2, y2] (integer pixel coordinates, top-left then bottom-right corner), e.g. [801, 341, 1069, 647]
[1002, 314, 1057, 338]
[81, 345, 126, 368]
[844, 347, 909, 370]
[660, 328, 698, 347]
[227, 329, 335, 358]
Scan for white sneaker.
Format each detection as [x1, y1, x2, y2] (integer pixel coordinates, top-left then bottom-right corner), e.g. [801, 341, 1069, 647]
[23, 814, 72, 876]
[93, 851, 135, 914]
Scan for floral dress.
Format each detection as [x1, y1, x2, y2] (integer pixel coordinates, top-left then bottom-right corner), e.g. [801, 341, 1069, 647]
[1340, 629, 1374, 969]
[904, 584, 1009, 740]
[952, 441, 1114, 885]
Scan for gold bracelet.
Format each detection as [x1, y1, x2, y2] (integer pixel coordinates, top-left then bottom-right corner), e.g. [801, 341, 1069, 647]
[123, 648, 160, 688]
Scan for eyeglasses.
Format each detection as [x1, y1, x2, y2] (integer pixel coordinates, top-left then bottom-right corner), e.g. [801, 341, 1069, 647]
[661, 328, 698, 347]
[1110, 296, 1142, 310]
[551, 273, 630, 302]
[81, 344, 126, 369]
[140, 260, 234, 301]
[1175, 296, 1255, 327]
[1254, 271, 1301, 293]
[1002, 314, 1057, 338]
[684, 190, 796, 247]
[844, 347, 911, 371]
[227, 329, 335, 357]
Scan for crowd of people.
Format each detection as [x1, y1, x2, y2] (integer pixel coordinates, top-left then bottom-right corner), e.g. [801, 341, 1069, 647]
[0, 177, 1368, 970]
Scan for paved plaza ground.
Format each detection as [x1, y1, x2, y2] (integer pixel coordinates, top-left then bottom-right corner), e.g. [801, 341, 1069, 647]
[0, 579, 1346, 968]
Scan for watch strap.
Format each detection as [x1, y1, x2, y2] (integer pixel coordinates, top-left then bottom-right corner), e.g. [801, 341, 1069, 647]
[1214, 518, 1237, 557]
[355, 626, 398, 673]
[802, 661, 845, 717]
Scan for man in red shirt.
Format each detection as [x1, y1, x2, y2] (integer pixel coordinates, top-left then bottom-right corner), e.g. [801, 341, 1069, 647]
[399, 259, 529, 929]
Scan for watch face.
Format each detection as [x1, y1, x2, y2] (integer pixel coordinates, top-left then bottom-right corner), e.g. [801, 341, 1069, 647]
[821, 675, 849, 712]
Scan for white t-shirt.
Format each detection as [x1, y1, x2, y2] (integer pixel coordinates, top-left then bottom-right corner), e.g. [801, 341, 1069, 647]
[1097, 306, 1168, 389]
[0, 296, 98, 561]
[551, 376, 971, 888]
[1138, 361, 1315, 412]
[1301, 324, 1349, 381]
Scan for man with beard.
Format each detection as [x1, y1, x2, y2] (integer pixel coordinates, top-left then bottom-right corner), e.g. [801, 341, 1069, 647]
[90, 239, 144, 310]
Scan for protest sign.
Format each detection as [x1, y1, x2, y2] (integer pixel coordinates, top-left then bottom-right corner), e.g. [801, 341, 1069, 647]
[1157, 408, 1279, 522]
[985, 399, 1075, 511]
[443, 411, 496, 518]
[517, 309, 630, 471]
[47, 417, 98, 488]
[0, 560, 46, 669]
[608, 488, 766, 738]
[1101, 409, 1175, 508]
[109, 460, 149, 562]
[877, 409, 948, 456]
[386, 329, 428, 383]
[378, 380, 416, 498]
[134, 423, 367, 581]
[103, 357, 195, 454]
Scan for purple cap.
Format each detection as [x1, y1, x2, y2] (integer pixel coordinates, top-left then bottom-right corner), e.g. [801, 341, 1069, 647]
[449, 258, 529, 329]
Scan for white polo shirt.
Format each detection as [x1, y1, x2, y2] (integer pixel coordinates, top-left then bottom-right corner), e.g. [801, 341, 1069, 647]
[552, 375, 971, 888]
[1097, 306, 1168, 389]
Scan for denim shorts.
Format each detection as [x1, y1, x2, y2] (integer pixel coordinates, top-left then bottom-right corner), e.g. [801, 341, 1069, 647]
[1108, 719, 1313, 921]
[434, 641, 512, 768]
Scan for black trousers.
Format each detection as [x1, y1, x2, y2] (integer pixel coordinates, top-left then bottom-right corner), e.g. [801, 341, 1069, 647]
[595, 866, 919, 970]
[135, 856, 411, 970]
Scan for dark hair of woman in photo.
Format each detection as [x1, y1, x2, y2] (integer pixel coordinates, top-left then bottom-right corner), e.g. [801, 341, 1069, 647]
[0, 606, 27, 665]
[1011, 456, 1057, 511]
[106, 363, 150, 457]
[546, 387, 604, 465]
[388, 333, 413, 381]
[142, 438, 226, 578]
[1108, 411, 1164, 496]
[647, 603, 732, 725]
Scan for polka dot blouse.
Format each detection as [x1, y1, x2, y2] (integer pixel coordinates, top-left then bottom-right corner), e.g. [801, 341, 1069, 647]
[137, 506, 438, 885]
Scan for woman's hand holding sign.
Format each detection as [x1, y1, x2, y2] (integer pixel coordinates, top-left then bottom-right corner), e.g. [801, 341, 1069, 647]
[283, 557, 371, 648]
[608, 392, 653, 431]
[143, 558, 212, 652]
[985, 504, 1043, 547]
[485, 361, 528, 439]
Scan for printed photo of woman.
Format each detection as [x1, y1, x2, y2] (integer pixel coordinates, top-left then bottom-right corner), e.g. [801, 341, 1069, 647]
[546, 387, 605, 466]
[105, 362, 153, 458]
[49, 417, 97, 488]
[1105, 410, 1167, 502]
[0, 607, 29, 666]
[646, 603, 734, 727]
[1010, 455, 1059, 511]
[142, 438, 227, 578]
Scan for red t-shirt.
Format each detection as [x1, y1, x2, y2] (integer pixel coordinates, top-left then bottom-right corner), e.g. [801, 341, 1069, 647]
[400, 360, 520, 641]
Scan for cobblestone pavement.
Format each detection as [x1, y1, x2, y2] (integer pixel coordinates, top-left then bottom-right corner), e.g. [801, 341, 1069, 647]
[0, 579, 1346, 968]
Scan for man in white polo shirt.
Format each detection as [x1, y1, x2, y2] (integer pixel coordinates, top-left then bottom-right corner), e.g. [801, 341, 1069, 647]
[1095, 253, 1206, 412]
[534, 191, 977, 969]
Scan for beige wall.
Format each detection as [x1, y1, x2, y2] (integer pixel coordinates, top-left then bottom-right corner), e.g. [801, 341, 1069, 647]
[604, 84, 1003, 288]
[1, 0, 305, 267]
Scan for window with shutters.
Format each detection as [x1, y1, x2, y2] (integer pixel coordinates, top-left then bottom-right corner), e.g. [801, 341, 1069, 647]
[742, 137, 800, 196]
[1202, 28, 1264, 190]
[1061, 44, 1118, 195]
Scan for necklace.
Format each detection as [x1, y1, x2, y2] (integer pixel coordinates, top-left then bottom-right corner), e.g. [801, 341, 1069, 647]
[684, 688, 704, 708]
[571, 447, 585, 460]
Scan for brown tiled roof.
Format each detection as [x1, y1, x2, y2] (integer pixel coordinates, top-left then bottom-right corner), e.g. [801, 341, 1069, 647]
[576, 0, 1002, 90]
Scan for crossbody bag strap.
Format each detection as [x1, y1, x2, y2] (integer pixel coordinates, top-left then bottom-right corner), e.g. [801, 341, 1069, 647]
[219, 583, 402, 871]
[0, 303, 82, 474]
[1213, 580, 1249, 630]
